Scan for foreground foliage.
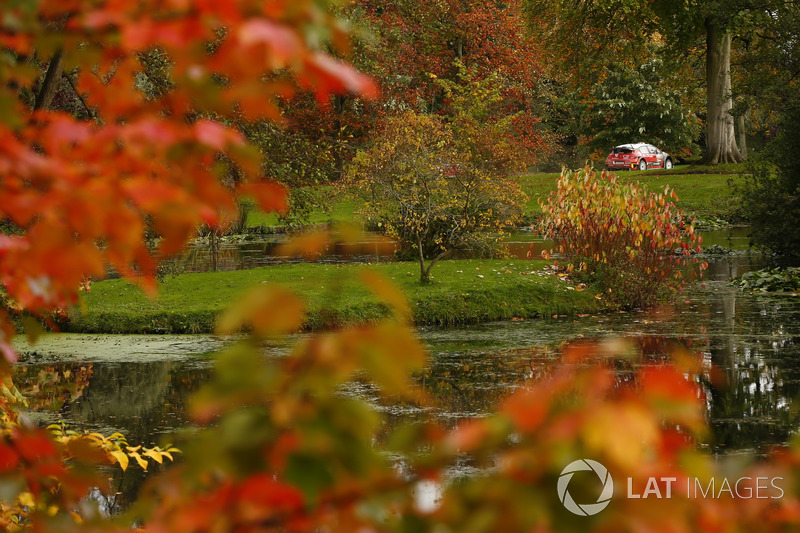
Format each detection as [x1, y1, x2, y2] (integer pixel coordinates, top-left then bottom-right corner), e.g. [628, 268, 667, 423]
[537, 168, 707, 308]
[0, 0, 376, 358]
[7, 283, 800, 530]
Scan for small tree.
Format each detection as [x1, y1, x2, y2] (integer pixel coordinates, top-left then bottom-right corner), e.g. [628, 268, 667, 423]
[348, 112, 525, 283]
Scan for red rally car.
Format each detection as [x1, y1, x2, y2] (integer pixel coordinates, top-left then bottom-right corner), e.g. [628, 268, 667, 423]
[605, 143, 674, 171]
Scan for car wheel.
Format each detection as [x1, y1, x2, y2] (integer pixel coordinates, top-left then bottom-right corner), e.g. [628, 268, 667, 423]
[664, 158, 673, 170]
[638, 159, 647, 171]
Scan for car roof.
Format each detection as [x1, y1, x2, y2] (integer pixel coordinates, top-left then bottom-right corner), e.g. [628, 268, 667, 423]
[613, 143, 648, 150]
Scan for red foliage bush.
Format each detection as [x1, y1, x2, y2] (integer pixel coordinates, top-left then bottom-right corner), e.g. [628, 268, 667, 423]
[537, 167, 707, 307]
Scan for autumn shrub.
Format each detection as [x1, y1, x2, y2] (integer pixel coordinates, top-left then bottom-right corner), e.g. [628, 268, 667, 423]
[348, 111, 526, 283]
[537, 167, 707, 307]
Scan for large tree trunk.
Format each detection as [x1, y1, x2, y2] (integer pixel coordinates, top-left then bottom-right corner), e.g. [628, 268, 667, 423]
[702, 18, 743, 165]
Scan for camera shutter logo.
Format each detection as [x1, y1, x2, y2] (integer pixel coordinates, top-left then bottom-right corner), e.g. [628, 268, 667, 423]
[557, 459, 614, 516]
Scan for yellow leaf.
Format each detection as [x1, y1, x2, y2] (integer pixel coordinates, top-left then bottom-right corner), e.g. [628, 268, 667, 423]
[142, 447, 164, 464]
[110, 450, 129, 471]
[18, 492, 35, 507]
[129, 451, 148, 470]
[582, 404, 659, 470]
[87, 433, 105, 443]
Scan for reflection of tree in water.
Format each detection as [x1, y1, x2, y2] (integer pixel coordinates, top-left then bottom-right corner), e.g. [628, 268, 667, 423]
[705, 286, 800, 453]
[362, 304, 800, 457]
[418, 347, 539, 417]
[360, 344, 566, 447]
[56, 361, 212, 515]
[13, 363, 93, 412]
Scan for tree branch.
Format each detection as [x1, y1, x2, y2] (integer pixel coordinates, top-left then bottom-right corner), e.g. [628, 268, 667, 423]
[34, 49, 64, 111]
[62, 71, 101, 123]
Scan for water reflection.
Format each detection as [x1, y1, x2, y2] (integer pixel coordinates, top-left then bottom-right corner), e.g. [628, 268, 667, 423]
[160, 236, 398, 274]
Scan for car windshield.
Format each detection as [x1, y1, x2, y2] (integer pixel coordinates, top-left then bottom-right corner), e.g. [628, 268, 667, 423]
[611, 147, 633, 154]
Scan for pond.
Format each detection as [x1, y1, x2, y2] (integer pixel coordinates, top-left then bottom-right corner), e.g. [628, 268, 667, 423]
[11, 252, 800, 512]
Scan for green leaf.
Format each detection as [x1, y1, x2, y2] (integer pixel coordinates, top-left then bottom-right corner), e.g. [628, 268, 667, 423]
[285, 453, 334, 502]
[21, 316, 44, 344]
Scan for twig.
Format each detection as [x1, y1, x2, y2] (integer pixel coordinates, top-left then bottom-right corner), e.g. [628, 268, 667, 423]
[62, 71, 102, 124]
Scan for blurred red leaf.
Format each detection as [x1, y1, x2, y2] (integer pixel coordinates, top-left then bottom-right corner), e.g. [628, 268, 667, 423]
[239, 181, 289, 215]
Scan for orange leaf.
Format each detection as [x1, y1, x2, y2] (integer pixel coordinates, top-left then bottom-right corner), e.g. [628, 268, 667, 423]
[239, 181, 288, 215]
[237, 19, 302, 67]
[194, 119, 244, 151]
[275, 230, 330, 260]
[359, 270, 411, 323]
[501, 389, 550, 433]
[216, 285, 305, 337]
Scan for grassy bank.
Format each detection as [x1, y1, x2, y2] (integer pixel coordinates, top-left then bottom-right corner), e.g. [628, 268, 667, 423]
[63, 260, 609, 334]
[520, 164, 743, 220]
[249, 164, 744, 229]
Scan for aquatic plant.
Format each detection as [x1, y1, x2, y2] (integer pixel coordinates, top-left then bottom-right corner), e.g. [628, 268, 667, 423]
[734, 267, 800, 292]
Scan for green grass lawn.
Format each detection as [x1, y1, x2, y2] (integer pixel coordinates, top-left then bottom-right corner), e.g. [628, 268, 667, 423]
[248, 163, 745, 230]
[246, 185, 361, 227]
[65, 260, 608, 334]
